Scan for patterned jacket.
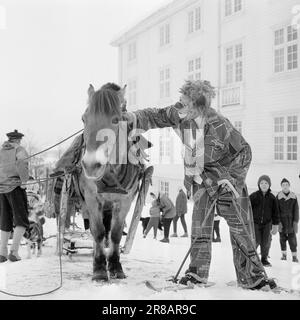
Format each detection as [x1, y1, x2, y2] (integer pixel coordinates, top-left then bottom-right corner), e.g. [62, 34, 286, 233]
[131, 105, 252, 198]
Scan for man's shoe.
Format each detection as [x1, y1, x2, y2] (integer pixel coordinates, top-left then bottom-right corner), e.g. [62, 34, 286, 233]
[180, 233, 188, 238]
[293, 256, 299, 263]
[0, 255, 7, 263]
[261, 258, 272, 267]
[250, 278, 277, 290]
[179, 272, 206, 286]
[281, 254, 287, 261]
[160, 238, 169, 243]
[8, 252, 21, 262]
[170, 233, 178, 238]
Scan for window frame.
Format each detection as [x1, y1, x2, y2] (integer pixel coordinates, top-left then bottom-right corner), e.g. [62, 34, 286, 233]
[273, 25, 299, 74]
[273, 115, 298, 162]
[187, 6, 201, 35]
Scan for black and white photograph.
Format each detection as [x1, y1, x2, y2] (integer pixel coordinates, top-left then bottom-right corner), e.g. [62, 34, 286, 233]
[0, 0, 300, 304]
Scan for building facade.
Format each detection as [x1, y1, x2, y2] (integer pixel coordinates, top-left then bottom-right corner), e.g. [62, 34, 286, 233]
[111, 0, 300, 201]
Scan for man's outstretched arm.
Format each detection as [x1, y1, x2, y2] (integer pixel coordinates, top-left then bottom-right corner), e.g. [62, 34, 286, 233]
[125, 103, 183, 132]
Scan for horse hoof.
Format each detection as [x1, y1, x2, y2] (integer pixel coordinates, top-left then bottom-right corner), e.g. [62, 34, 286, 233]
[109, 270, 126, 279]
[92, 270, 108, 282]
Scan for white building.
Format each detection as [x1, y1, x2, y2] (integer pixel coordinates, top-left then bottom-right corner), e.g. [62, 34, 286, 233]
[111, 0, 300, 201]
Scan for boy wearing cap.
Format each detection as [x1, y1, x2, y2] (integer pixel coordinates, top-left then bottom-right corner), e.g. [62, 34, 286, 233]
[276, 178, 299, 262]
[250, 175, 280, 267]
[0, 130, 30, 262]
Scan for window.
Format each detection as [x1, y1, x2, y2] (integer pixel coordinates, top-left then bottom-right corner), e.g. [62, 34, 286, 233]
[159, 128, 172, 163]
[160, 23, 170, 47]
[225, 0, 242, 17]
[159, 67, 171, 99]
[274, 116, 298, 161]
[187, 57, 201, 80]
[159, 181, 170, 197]
[127, 79, 137, 108]
[188, 7, 201, 34]
[128, 42, 136, 62]
[274, 26, 298, 73]
[225, 43, 243, 84]
[234, 121, 242, 133]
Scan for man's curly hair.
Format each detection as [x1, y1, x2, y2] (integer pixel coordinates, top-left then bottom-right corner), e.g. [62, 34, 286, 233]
[179, 80, 216, 111]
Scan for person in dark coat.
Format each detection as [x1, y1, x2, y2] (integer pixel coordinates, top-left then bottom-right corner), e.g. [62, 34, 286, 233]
[0, 130, 30, 263]
[143, 193, 161, 239]
[250, 175, 279, 267]
[276, 178, 299, 262]
[171, 188, 188, 237]
[158, 192, 176, 243]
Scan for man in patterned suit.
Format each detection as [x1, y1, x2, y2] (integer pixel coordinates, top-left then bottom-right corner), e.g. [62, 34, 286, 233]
[125, 80, 274, 290]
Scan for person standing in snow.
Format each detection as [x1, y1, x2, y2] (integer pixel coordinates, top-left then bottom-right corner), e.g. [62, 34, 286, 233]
[171, 188, 188, 238]
[158, 192, 176, 243]
[143, 192, 161, 239]
[124, 80, 272, 290]
[250, 175, 279, 267]
[276, 178, 299, 262]
[0, 130, 30, 262]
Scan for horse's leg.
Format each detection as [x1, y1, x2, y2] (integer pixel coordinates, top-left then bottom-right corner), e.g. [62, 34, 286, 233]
[86, 198, 108, 281]
[108, 200, 131, 279]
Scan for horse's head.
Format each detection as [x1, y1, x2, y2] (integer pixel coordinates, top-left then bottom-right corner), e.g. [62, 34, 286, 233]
[81, 84, 123, 180]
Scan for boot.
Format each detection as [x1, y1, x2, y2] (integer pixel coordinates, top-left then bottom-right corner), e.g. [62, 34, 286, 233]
[0, 231, 10, 262]
[261, 257, 272, 267]
[250, 278, 277, 290]
[281, 252, 287, 261]
[9, 226, 25, 262]
[8, 251, 21, 262]
[180, 233, 188, 238]
[170, 233, 178, 238]
[160, 238, 169, 243]
[213, 237, 221, 242]
[292, 252, 299, 263]
[179, 272, 206, 286]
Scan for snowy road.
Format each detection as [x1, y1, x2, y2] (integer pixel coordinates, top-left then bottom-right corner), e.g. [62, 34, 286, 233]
[0, 203, 299, 300]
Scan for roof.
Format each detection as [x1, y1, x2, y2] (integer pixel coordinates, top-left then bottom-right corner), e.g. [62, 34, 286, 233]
[111, 0, 200, 46]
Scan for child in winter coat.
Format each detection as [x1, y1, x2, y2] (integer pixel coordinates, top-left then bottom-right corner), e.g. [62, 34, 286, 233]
[276, 178, 299, 262]
[143, 193, 161, 239]
[250, 175, 279, 267]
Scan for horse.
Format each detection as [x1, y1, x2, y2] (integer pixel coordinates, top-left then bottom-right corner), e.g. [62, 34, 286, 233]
[77, 84, 148, 281]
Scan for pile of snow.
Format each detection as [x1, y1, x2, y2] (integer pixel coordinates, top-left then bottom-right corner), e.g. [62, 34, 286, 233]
[0, 203, 299, 300]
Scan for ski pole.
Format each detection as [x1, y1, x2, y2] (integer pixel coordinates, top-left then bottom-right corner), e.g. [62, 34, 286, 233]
[172, 197, 218, 283]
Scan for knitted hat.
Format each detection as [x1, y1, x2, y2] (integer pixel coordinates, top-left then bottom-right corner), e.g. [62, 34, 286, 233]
[258, 175, 271, 187]
[281, 178, 290, 185]
[6, 129, 24, 140]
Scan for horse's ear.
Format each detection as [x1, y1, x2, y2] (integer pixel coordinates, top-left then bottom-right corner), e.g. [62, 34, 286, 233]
[88, 84, 95, 98]
[120, 84, 127, 97]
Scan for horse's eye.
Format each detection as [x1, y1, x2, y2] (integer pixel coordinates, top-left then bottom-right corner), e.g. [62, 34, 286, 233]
[112, 117, 119, 125]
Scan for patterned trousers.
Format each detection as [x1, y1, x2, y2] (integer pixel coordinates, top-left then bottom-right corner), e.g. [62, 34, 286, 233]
[189, 182, 266, 289]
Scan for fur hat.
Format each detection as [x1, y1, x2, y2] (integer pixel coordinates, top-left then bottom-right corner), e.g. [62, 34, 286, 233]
[281, 178, 290, 185]
[258, 175, 271, 187]
[6, 129, 24, 140]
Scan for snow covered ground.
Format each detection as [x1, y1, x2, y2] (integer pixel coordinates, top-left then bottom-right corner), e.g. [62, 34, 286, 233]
[0, 202, 299, 300]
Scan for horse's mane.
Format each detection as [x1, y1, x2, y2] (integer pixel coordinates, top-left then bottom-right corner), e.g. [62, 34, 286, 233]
[89, 89, 121, 117]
